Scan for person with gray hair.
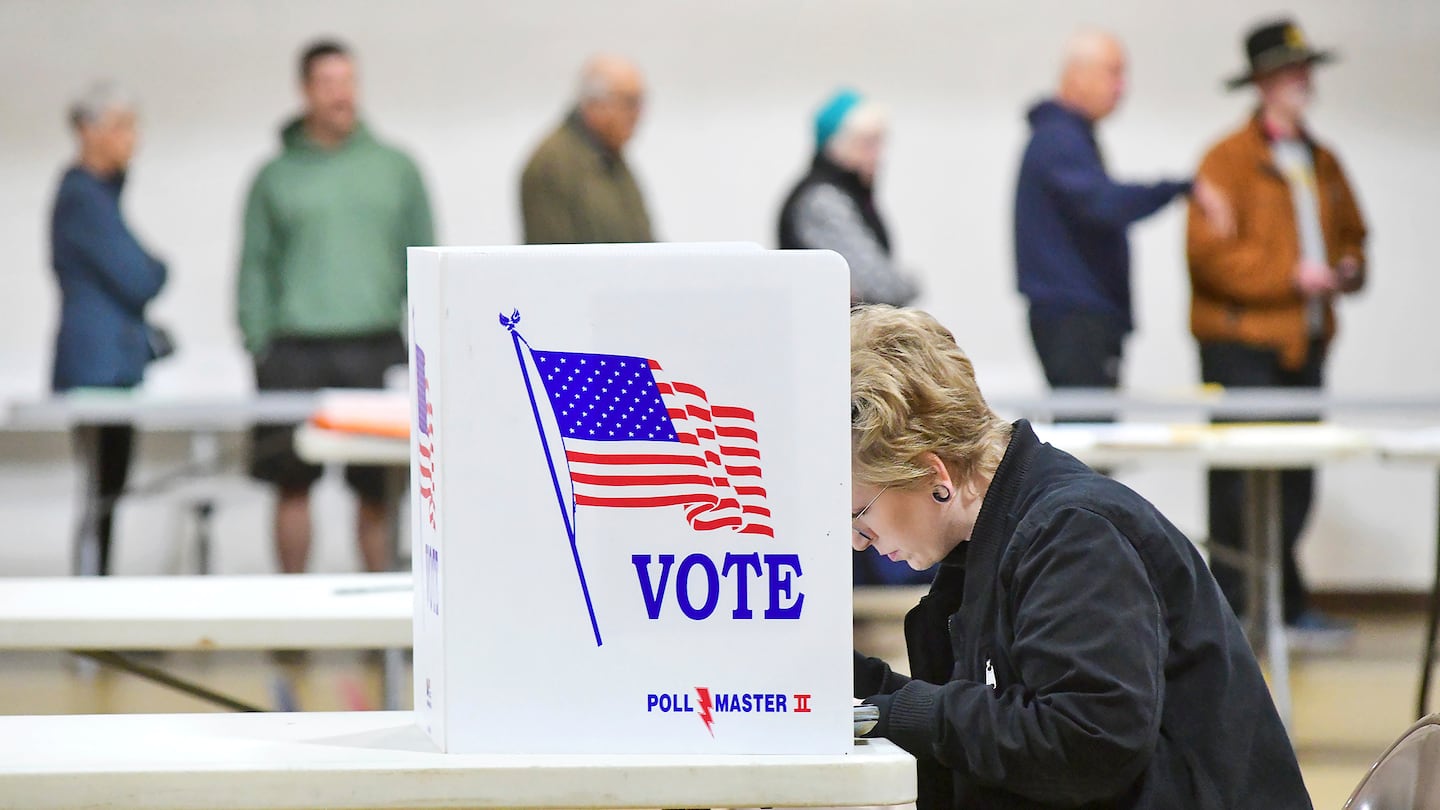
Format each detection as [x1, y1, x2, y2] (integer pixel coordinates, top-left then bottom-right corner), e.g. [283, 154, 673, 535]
[519, 54, 653, 244]
[50, 81, 169, 575]
[778, 88, 921, 308]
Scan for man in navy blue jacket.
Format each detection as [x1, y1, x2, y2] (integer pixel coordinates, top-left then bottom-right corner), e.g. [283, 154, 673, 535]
[50, 83, 168, 575]
[1015, 31, 1231, 395]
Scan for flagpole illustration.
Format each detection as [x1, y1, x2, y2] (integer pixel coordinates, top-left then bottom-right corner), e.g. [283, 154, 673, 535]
[500, 309, 603, 647]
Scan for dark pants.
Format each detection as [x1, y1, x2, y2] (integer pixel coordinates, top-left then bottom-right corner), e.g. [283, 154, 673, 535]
[1201, 339, 1325, 623]
[251, 332, 407, 504]
[75, 425, 134, 576]
[1029, 307, 1125, 422]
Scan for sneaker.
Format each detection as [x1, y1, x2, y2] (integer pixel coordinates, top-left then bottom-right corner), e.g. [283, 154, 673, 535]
[1286, 609, 1355, 653]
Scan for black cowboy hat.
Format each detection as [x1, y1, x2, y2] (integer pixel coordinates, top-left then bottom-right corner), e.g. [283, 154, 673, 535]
[1225, 18, 1336, 91]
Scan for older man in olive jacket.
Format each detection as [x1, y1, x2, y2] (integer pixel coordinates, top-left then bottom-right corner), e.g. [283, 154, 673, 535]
[519, 55, 653, 245]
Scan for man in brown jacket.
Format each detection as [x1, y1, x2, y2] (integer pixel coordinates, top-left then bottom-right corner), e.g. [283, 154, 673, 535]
[519, 55, 653, 245]
[1187, 18, 1367, 640]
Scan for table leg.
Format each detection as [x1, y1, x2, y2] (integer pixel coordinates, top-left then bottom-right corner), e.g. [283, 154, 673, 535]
[75, 651, 265, 712]
[72, 425, 102, 577]
[382, 648, 406, 711]
[188, 431, 222, 575]
[1417, 470, 1440, 719]
[193, 502, 215, 575]
[1242, 472, 1265, 652]
[1254, 469, 1292, 731]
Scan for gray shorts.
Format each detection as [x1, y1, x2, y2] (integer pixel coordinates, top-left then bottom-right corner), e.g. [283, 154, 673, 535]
[250, 332, 406, 502]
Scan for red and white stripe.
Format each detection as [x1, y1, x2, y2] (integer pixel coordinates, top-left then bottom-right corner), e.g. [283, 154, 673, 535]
[564, 360, 772, 537]
[417, 396, 437, 530]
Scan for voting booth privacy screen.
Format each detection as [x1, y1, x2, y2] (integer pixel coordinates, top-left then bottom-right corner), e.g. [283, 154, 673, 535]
[408, 245, 852, 755]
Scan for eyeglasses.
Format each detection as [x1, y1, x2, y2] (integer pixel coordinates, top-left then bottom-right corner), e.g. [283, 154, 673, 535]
[851, 487, 889, 545]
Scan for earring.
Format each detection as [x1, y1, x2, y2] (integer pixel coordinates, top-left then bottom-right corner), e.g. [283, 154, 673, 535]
[933, 486, 952, 503]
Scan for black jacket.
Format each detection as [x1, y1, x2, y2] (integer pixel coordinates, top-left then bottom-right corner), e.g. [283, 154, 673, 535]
[855, 421, 1310, 809]
[777, 152, 890, 253]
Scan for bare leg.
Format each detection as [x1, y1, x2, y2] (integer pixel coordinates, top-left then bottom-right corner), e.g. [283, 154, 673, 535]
[275, 487, 312, 574]
[356, 499, 392, 573]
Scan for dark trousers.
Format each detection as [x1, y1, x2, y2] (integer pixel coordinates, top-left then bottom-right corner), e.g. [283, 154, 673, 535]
[75, 425, 135, 576]
[1029, 307, 1125, 423]
[1201, 339, 1325, 623]
[251, 332, 407, 503]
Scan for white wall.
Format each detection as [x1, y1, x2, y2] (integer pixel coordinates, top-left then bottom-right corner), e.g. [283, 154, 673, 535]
[1, 0, 1437, 585]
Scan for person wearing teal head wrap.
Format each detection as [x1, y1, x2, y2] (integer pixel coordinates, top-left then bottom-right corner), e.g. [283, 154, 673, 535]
[780, 88, 919, 309]
[813, 88, 863, 150]
[778, 87, 924, 587]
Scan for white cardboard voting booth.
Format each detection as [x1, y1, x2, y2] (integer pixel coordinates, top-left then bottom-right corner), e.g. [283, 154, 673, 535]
[407, 244, 852, 755]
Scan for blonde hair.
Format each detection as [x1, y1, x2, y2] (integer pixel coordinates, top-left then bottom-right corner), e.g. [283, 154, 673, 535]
[851, 305, 1013, 491]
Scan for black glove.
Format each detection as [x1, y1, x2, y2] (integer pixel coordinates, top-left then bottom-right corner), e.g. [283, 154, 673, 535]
[860, 693, 892, 739]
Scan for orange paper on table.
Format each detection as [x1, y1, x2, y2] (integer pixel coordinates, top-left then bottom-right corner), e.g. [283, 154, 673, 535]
[310, 390, 410, 438]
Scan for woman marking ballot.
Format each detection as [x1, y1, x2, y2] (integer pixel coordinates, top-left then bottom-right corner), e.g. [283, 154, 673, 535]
[849, 306, 1311, 810]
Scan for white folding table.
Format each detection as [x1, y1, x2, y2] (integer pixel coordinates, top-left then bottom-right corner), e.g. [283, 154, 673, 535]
[7, 391, 321, 432]
[0, 711, 915, 810]
[6, 391, 320, 576]
[990, 388, 1440, 422]
[0, 573, 412, 711]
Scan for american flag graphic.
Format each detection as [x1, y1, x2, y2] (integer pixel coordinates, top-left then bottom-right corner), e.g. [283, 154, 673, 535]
[415, 343, 437, 530]
[532, 350, 773, 537]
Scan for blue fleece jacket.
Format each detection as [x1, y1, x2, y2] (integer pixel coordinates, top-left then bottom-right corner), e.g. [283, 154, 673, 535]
[50, 167, 167, 390]
[1014, 100, 1190, 332]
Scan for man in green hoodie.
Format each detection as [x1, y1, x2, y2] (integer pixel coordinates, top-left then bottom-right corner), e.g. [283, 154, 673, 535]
[237, 40, 434, 574]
